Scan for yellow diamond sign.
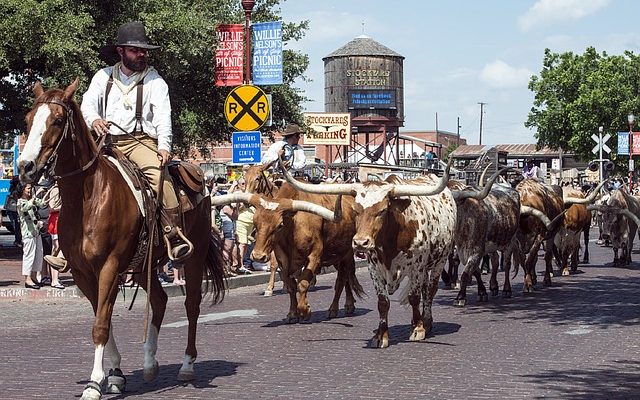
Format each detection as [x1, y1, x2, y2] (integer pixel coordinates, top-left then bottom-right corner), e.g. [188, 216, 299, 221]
[224, 85, 269, 131]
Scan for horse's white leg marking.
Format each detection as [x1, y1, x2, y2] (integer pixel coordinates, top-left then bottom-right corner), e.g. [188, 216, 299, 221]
[90, 344, 105, 384]
[20, 105, 49, 164]
[179, 354, 196, 380]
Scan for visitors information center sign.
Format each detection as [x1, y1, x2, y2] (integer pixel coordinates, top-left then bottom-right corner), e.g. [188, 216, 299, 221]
[303, 113, 351, 145]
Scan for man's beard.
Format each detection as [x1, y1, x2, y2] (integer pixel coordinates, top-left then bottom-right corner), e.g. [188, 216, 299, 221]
[122, 53, 147, 72]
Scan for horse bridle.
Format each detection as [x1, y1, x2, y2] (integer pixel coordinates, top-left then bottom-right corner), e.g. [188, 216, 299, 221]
[34, 98, 106, 180]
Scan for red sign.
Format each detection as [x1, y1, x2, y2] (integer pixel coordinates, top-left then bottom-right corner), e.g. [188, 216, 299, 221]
[632, 132, 640, 155]
[214, 24, 244, 86]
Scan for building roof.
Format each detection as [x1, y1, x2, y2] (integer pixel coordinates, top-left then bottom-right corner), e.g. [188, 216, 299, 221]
[451, 144, 568, 157]
[324, 35, 404, 59]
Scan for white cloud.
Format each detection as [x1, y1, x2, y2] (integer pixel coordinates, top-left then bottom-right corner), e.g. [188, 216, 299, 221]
[480, 60, 533, 89]
[518, 0, 611, 31]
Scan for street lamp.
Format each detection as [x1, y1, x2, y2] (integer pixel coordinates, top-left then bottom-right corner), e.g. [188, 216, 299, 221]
[629, 114, 636, 191]
[241, 0, 255, 84]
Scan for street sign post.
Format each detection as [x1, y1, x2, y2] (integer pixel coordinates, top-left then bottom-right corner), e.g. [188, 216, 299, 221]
[592, 131, 611, 183]
[224, 85, 269, 131]
[232, 131, 262, 164]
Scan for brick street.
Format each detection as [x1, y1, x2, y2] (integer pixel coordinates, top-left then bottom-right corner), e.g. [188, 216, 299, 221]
[1, 228, 639, 399]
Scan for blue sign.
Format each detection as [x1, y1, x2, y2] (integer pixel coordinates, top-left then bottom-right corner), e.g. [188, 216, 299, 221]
[618, 131, 630, 155]
[252, 21, 283, 85]
[232, 131, 262, 164]
[348, 90, 396, 109]
[0, 179, 11, 209]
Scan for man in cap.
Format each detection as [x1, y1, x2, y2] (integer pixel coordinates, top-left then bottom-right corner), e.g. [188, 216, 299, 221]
[262, 123, 307, 171]
[78, 21, 192, 263]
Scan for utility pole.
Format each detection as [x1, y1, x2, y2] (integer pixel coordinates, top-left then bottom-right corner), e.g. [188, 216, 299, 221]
[457, 117, 461, 146]
[478, 102, 486, 145]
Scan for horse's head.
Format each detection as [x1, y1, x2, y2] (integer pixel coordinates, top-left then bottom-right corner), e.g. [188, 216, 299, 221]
[18, 79, 79, 183]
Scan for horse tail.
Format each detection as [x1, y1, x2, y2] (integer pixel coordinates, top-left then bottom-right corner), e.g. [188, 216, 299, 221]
[204, 230, 227, 304]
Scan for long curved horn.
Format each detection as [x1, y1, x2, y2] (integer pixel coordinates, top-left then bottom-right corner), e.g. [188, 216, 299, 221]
[619, 208, 640, 227]
[520, 205, 566, 231]
[478, 163, 492, 187]
[391, 159, 452, 197]
[564, 179, 609, 205]
[453, 166, 512, 201]
[291, 195, 343, 222]
[586, 204, 605, 212]
[280, 158, 359, 195]
[210, 192, 255, 207]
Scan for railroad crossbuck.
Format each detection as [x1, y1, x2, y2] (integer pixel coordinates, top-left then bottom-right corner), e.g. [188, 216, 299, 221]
[224, 85, 270, 131]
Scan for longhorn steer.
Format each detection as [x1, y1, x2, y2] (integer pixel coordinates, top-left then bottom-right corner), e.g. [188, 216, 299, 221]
[281, 165, 455, 348]
[554, 187, 593, 276]
[589, 188, 640, 266]
[212, 186, 364, 323]
[448, 180, 521, 306]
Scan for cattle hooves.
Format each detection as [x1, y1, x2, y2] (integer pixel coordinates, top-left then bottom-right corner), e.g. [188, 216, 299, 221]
[344, 304, 356, 315]
[143, 361, 159, 382]
[263, 289, 273, 297]
[177, 369, 195, 382]
[503, 291, 512, 298]
[409, 327, 426, 341]
[370, 336, 389, 349]
[443, 284, 452, 290]
[453, 298, 466, 307]
[454, 282, 461, 290]
[562, 269, 570, 276]
[523, 285, 534, 294]
[490, 289, 498, 297]
[478, 294, 488, 302]
[327, 309, 338, 319]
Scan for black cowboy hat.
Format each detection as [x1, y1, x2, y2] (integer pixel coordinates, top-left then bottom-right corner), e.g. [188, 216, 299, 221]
[281, 123, 305, 137]
[99, 21, 160, 64]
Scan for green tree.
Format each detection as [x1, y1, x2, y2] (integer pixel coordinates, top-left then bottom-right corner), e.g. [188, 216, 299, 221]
[526, 47, 640, 164]
[0, 0, 310, 156]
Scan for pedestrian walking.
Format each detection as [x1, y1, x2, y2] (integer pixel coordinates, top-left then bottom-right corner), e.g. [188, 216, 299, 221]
[17, 183, 45, 289]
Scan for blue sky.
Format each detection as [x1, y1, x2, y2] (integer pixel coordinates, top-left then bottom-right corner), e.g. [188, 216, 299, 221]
[277, 0, 640, 145]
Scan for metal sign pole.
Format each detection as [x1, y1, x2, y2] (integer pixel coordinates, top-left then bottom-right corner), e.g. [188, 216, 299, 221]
[242, 0, 255, 85]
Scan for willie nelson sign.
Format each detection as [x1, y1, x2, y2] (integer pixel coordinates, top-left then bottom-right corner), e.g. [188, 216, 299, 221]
[303, 113, 351, 145]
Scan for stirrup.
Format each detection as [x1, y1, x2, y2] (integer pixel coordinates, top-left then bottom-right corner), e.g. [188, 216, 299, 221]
[163, 226, 194, 263]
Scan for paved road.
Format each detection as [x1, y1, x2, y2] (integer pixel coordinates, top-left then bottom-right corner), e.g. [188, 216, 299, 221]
[1, 228, 639, 399]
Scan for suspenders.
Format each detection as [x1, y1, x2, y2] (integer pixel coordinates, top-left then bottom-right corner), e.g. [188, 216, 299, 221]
[104, 73, 145, 134]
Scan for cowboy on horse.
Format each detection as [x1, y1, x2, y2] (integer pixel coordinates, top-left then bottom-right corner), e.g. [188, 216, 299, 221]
[47, 21, 192, 271]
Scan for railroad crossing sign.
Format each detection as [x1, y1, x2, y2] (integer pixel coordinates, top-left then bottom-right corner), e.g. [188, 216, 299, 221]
[224, 85, 269, 131]
[591, 133, 611, 154]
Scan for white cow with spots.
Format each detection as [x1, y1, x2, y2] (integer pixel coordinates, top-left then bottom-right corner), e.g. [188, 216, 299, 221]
[281, 166, 456, 348]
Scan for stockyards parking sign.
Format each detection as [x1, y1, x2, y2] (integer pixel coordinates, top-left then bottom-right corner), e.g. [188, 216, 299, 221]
[303, 113, 351, 145]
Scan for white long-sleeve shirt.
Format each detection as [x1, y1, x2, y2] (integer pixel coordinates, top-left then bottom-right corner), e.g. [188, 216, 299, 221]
[80, 66, 173, 152]
[262, 140, 307, 171]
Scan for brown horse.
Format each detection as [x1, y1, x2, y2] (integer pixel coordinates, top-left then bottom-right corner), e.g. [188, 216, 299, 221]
[18, 80, 225, 400]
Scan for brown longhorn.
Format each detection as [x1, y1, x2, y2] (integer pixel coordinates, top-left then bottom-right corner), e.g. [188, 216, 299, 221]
[520, 205, 567, 230]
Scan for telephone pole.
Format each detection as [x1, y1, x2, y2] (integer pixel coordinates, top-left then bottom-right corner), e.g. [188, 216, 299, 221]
[478, 102, 487, 145]
[457, 117, 461, 146]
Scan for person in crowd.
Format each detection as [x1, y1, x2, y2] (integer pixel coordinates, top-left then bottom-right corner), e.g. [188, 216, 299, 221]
[219, 179, 239, 277]
[522, 159, 543, 182]
[42, 183, 67, 288]
[262, 123, 307, 171]
[5, 176, 22, 247]
[80, 21, 191, 263]
[232, 178, 254, 275]
[17, 184, 45, 289]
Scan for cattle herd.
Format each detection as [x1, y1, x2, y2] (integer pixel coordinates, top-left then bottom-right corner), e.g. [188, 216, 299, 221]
[212, 162, 625, 349]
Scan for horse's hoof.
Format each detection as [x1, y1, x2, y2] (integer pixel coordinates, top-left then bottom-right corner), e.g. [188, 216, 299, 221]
[370, 335, 389, 348]
[454, 282, 461, 290]
[105, 369, 126, 394]
[478, 294, 488, 302]
[562, 268, 570, 276]
[409, 327, 426, 341]
[344, 303, 356, 315]
[177, 369, 195, 382]
[143, 361, 159, 382]
[81, 381, 103, 400]
[263, 289, 273, 297]
[523, 285, 534, 294]
[453, 298, 466, 307]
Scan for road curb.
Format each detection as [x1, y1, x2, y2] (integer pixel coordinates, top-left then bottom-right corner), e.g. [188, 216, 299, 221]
[0, 261, 368, 300]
